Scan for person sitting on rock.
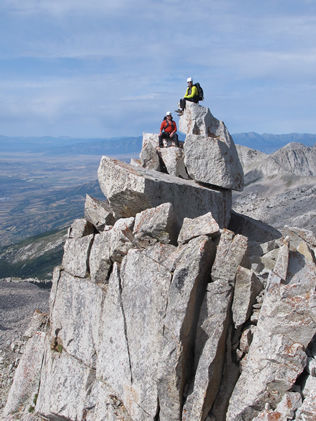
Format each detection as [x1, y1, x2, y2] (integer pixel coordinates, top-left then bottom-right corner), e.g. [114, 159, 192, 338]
[159, 111, 179, 148]
[175, 77, 199, 115]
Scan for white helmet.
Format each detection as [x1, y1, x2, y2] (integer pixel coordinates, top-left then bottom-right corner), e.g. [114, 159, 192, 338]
[166, 111, 172, 116]
[187, 77, 193, 83]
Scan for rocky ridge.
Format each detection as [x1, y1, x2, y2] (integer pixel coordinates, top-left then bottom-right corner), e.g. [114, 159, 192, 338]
[3, 103, 316, 421]
[234, 144, 316, 234]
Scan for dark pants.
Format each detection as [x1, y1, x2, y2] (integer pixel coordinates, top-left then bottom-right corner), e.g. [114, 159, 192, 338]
[159, 132, 179, 148]
[180, 96, 199, 110]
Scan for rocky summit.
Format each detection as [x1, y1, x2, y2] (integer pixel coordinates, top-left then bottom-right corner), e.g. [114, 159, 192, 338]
[3, 104, 316, 421]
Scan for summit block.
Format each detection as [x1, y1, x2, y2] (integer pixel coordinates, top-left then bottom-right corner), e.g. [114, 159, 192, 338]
[98, 156, 231, 232]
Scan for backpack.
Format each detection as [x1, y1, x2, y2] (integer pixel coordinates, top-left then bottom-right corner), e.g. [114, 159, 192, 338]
[194, 83, 204, 101]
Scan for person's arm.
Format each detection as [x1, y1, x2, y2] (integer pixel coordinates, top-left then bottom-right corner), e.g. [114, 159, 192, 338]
[183, 87, 190, 98]
[184, 86, 198, 99]
[171, 121, 177, 134]
[159, 121, 165, 135]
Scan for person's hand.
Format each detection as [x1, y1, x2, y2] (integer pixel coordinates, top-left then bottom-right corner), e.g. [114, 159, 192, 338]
[159, 132, 162, 136]
[170, 132, 174, 138]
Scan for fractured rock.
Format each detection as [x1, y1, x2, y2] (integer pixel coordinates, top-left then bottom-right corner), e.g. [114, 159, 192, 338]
[62, 234, 94, 278]
[3, 332, 46, 417]
[98, 156, 232, 231]
[232, 266, 262, 329]
[84, 194, 116, 231]
[159, 147, 188, 179]
[239, 326, 256, 354]
[297, 240, 315, 262]
[140, 135, 161, 171]
[182, 277, 234, 421]
[296, 390, 316, 421]
[211, 229, 248, 283]
[157, 236, 216, 421]
[178, 212, 220, 245]
[23, 310, 48, 340]
[35, 341, 97, 421]
[50, 271, 104, 368]
[179, 102, 229, 138]
[228, 211, 282, 244]
[273, 241, 289, 281]
[120, 247, 172, 420]
[89, 230, 112, 283]
[130, 158, 142, 167]
[227, 251, 316, 420]
[68, 218, 95, 238]
[252, 391, 302, 420]
[184, 134, 244, 191]
[96, 264, 132, 412]
[110, 217, 135, 263]
[133, 202, 177, 245]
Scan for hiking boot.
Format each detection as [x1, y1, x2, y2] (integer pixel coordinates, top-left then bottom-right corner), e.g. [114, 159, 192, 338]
[177, 112, 183, 116]
[174, 109, 182, 113]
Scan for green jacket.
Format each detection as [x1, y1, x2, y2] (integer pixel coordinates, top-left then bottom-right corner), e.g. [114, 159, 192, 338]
[184, 85, 198, 99]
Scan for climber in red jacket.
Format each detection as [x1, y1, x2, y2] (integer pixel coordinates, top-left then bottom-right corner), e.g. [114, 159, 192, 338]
[159, 112, 179, 148]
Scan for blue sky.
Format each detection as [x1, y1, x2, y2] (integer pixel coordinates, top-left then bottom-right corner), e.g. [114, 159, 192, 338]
[1, 0, 316, 138]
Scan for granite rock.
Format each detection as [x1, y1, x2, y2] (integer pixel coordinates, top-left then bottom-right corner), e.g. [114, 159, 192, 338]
[133, 202, 177, 245]
[182, 277, 233, 421]
[50, 271, 104, 368]
[232, 266, 262, 329]
[227, 251, 316, 420]
[184, 134, 244, 191]
[68, 218, 95, 238]
[140, 135, 161, 171]
[84, 194, 116, 231]
[98, 156, 232, 231]
[178, 212, 220, 245]
[62, 234, 94, 278]
[157, 236, 216, 421]
[159, 147, 188, 179]
[3, 332, 46, 417]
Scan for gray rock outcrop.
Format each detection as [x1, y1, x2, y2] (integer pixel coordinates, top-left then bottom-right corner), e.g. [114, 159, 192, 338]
[4, 103, 316, 421]
[140, 104, 244, 192]
[184, 134, 243, 190]
[84, 194, 116, 231]
[98, 156, 232, 231]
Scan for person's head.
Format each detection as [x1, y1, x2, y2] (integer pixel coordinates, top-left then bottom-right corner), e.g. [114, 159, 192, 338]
[187, 77, 193, 86]
[166, 111, 172, 119]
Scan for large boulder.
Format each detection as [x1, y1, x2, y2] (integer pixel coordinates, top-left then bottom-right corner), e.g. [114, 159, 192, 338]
[159, 147, 188, 179]
[179, 102, 243, 190]
[98, 156, 232, 233]
[184, 134, 244, 191]
[84, 194, 116, 231]
[179, 102, 233, 139]
[133, 202, 177, 245]
[140, 134, 161, 171]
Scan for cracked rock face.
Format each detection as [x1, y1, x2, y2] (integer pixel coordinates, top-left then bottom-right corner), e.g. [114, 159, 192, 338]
[184, 134, 244, 191]
[98, 156, 232, 231]
[4, 105, 316, 421]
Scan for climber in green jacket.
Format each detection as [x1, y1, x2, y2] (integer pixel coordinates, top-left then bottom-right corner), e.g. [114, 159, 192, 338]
[175, 77, 199, 115]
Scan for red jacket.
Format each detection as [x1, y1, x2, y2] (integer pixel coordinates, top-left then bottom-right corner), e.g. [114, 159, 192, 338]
[160, 119, 177, 134]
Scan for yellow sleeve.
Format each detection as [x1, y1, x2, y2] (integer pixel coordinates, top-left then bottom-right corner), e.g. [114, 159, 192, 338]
[184, 86, 198, 99]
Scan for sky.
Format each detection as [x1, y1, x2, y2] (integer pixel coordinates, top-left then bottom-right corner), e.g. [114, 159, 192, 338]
[1, 0, 316, 138]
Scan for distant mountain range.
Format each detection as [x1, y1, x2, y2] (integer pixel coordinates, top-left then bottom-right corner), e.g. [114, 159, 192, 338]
[1, 132, 315, 155]
[232, 132, 316, 153]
